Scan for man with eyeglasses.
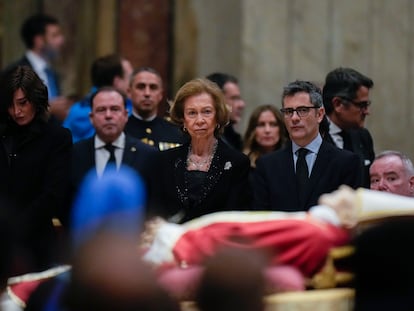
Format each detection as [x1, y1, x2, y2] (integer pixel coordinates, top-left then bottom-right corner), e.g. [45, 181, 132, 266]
[322, 67, 375, 188]
[252, 80, 361, 212]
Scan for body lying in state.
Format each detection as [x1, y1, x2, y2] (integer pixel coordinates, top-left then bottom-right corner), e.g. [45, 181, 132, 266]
[142, 186, 414, 278]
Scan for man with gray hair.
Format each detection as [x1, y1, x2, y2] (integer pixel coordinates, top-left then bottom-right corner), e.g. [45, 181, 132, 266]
[370, 150, 414, 197]
[252, 80, 361, 211]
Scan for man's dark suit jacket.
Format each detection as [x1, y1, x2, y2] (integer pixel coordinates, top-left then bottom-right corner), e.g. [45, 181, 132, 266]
[71, 134, 158, 211]
[3, 56, 61, 95]
[4, 55, 31, 69]
[252, 140, 361, 212]
[149, 138, 251, 223]
[222, 122, 243, 151]
[325, 127, 375, 188]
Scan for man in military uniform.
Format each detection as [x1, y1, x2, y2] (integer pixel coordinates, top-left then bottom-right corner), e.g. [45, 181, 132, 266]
[125, 67, 186, 151]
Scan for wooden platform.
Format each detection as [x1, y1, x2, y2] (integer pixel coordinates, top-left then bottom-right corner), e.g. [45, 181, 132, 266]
[181, 288, 355, 311]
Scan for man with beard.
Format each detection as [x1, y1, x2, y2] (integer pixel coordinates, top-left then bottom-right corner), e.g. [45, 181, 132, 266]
[4, 14, 71, 122]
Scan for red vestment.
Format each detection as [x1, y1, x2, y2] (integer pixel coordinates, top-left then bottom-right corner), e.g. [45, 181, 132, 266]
[173, 218, 350, 277]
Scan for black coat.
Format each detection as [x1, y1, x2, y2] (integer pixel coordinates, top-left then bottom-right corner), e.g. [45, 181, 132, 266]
[3, 55, 32, 71]
[222, 123, 243, 151]
[71, 134, 159, 206]
[325, 127, 375, 188]
[0, 118, 72, 271]
[3, 56, 61, 95]
[149, 139, 251, 223]
[252, 140, 362, 211]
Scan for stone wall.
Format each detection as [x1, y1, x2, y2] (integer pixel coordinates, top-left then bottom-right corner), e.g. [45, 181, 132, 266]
[0, 0, 172, 103]
[2, 0, 414, 157]
[174, 0, 414, 158]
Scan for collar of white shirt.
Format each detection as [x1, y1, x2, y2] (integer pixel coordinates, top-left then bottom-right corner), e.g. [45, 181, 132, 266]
[132, 110, 157, 121]
[94, 132, 126, 150]
[327, 116, 342, 136]
[25, 51, 48, 83]
[292, 134, 322, 156]
[327, 116, 345, 148]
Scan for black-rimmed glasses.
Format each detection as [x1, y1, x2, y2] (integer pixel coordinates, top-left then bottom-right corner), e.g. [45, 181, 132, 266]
[341, 98, 371, 110]
[280, 106, 319, 118]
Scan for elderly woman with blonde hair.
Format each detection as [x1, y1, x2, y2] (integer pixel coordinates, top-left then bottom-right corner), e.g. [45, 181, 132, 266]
[149, 78, 251, 223]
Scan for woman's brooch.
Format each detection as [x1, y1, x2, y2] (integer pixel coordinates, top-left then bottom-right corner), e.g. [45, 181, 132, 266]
[224, 161, 232, 170]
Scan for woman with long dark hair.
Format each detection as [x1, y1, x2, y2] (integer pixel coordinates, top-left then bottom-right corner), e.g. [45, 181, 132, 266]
[0, 66, 72, 272]
[243, 105, 288, 168]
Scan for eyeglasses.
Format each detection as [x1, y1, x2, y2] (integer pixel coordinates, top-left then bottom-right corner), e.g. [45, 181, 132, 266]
[280, 106, 319, 118]
[341, 98, 371, 110]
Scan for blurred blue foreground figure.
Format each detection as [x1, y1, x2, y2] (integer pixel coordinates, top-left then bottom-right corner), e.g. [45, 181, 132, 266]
[21, 166, 148, 311]
[70, 165, 146, 249]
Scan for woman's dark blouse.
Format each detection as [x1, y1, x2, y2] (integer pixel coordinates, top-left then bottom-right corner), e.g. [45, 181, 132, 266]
[149, 139, 251, 223]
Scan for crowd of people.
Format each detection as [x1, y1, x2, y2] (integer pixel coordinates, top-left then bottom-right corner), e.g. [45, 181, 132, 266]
[1, 12, 414, 311]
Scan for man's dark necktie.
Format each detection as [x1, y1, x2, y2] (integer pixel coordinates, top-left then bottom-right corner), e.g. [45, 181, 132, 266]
[103, 143, 116, 173]
[339, 130, 352, 150]
[296, 148, 309, 205]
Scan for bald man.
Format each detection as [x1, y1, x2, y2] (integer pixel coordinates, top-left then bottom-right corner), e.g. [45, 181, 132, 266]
[369, 150, 414, 197]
